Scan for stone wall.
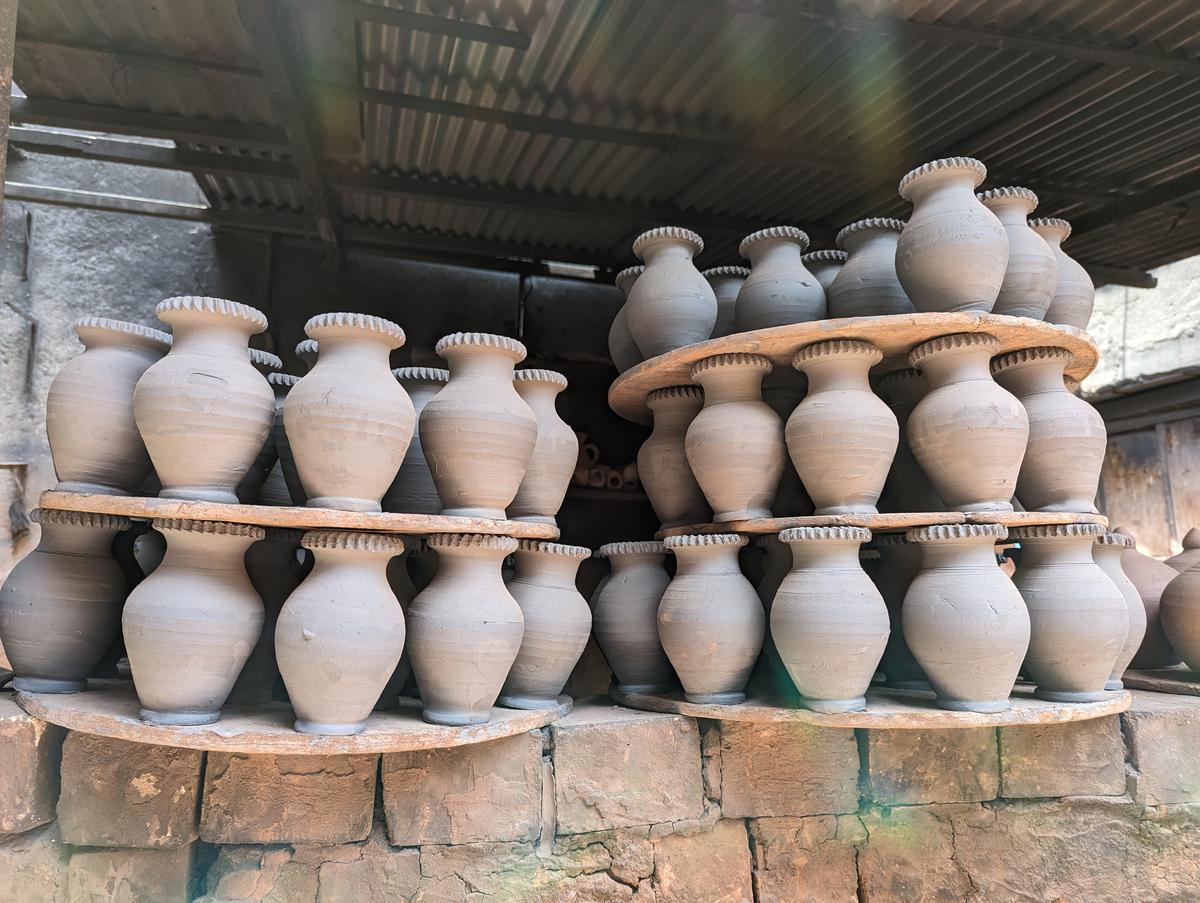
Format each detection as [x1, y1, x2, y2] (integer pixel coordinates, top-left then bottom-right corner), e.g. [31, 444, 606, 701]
[2, 690, 1200, 902]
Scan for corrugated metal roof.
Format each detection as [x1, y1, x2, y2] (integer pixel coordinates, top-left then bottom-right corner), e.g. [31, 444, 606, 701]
[11, 0, 1200, 276]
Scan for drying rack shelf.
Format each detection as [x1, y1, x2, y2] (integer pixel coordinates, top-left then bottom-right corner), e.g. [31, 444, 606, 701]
[1120, 668, 1200, 697]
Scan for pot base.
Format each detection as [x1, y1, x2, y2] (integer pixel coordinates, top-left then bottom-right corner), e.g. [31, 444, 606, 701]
[293, 719, 366, 736]
[508, 514, 557, 525]
[1104, 679, 1125, 691]
[55, 480, 130, 496]
[957, 500, 1015, 513]
[159, 487, 239, 504]
[440, 506, 507, 520]
[139, 708, 220, 726]
[13, 676, 86, 694]
[813, 504, 880, 516]
[497, 693, 559, 710]
[1034, 688, 1108, 704]
[422, 708, 490, 726]
[684, 691, 746, 705]
[802, 696, 867, 714]
[935, 697, 1011, 714]
[306, 496, 383, 513]
[713, 507, 773, 523]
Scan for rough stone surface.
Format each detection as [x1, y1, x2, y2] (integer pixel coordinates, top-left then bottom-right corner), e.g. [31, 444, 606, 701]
[0, 823, 67, 903]
[200, 753, 377, 845]
[865, 728, 999, 804]
[719, 722, 858, 818]
[1123, 691, 1200, 805]
[748, 815, 861, 903]
[1000, 716, 1126, 799]
[652, 818, 753, 903]
[67, 845, 192, 903]
[57, 732, 201, 848]
[381, 732, 541, 846]
[0, 699, 64, 835]
[856, 805, 970, 902]
[551, 704, 704, 834]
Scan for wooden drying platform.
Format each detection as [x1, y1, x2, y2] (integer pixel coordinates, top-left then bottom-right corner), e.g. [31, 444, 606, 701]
[657, 510, 1108, 538]
[38, 491, 559, 540]
[1121, 668, 1200, 697]
[14, 680, 571, 754]
[609, 312, 1098, 424]
[610, 684, 1130, 729]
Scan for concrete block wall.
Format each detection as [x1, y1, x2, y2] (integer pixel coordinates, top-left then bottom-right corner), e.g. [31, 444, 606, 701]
[3, 692, 1200, 902]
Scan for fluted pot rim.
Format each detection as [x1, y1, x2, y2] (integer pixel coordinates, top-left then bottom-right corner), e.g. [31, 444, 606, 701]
[871, 532, 913, 546]
[632, 226, 703, 259]
[898, 156, 987, 200]
[435, 332, 527, 363]
[690, 352, 772, 380]
[803, 250, 849, 266]
[515, 368, 568, 391]
[1029, 217, 1072, 240]
[615, 265, 644, 294]
[296, 338, 319, 363]
[907, 523, 1008, 543]
[301, 530, 407, 555]
[150, 518, 266, 540]
[663, 533, 747, 550]
[739, 225, 809, 258]
[304, 312, 406, 350]
[156, 296, 267, 334]
[1009, 523, 1106, 541]
[259, 527, 306, 544]
[249, 348, 283, 373]
[701, 266, 751, 280]
[392, 366, 449, 384]
[779, 525, 871, 543]
[873, 367, 924, 391]
[977, 186, 1039, 214]
[516, 540, 591, 559]
[835, 217, 905, 248]
[793, 339, 882, 368]
[73, 316, 172, 351]
[646, 385, 703, 407]
[1096, 531, 1134, 549]
[31, 508, 131, 532]
[427, 533, 519, 554]
[991, 346, 1074, 376]
[596, 540, 665, 558]
[909, 332, 1001, 368]
[268, 372, 300, 389]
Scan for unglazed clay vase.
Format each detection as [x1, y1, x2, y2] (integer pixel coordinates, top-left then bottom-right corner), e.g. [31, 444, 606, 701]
[295, 339, 319, 372]
[702, 266, 749, 338]
[828, 218, 915, 317]
[134, 297, 275, 503]
[237, 351, 286, 504]
[685, 353, 785, 522]
[608, 266, 644, 373]
[1011, 524, 1128, 702]
[801, 250, 847, 294]
[421, 333, 537, 519]
[1119, 527, 1183, 669]
[285, 313, 414, 512]
[992, 347, 1105, 512]
[772, 527, 889, 712]
[1162, 561, 1200, 674]
[1168, 528, 1200, 572]
[376, 538, 417, 710]
[871, 534, 929, 690]
[626, 227, 717, 358]
[123, 519, 265, 724]
[276, 531, 406, 734]
[249, 348, 283, 377]
[1094, 532, 1147, 689]
[977, 187, 1057, 319]
[734, 226, 824, 331]
[907, 333, 1029, 511]
[383, 368, 449, 514]
[229, 528, 304, 706]
[592, 541, 675, 693]
[787, 340, 898, 514]
[875, 369, 943, 513]
[510, 369, 578, 524]
[638, 386, 711, 529]
[0, 510, 131, 692]
[47, 317, 171, 495]
[896, 157, 1009, 313]
[407, 534, 523, 725]
[761, 369, 813, 518]
[659, 534, 763, 704]
[1031, 218, 1095, 330]
[904, 524, 1028, 711]
[499, 541, 591, 708]
[266, 373, 306, 506]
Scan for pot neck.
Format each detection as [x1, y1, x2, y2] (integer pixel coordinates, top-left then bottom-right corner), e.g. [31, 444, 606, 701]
[917, 346, 993, 387]
[786, 538, 863, 569]
[515, 382, 560, 414]
[906, 171, 978, 205]
[443, 347, 517, 383]
[169, 322, 255, 359]
[311, 334, 394, 370]
[513, 549, 583, 586]
[1092, 544, 1124, 572]
[842, 229, 897, 256]
[672, 544, 741, 576]
[431, 544, 509, 580]
[608, 552, 666, 574]
[695, 365, 765, 404]
[649, 397, 702, 430]
[38, 523, 119, 556]
[1035, 228, 1066, 250]
[162, 532, 257, 570]
[918, 537, 998, 569]
[746, 238, 804, 268]
[798, 354, 874, 393]
[640, 239, 695, 266]
[1020, 535, 1095, 566]
[986, 199, 1028, 226]
[995, 358, 1067, 398]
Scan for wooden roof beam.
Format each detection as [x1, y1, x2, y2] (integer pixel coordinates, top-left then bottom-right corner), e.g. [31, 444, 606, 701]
[286, 0, 530, 50]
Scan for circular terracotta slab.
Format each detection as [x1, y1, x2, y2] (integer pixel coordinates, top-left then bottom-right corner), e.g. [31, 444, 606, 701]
[657, 510, 1107, 537]
[38, 491, 559, 540]
[610, 684, 1129, 729]
[14, 680, 571, 754]
[609, 312, 1099, 424]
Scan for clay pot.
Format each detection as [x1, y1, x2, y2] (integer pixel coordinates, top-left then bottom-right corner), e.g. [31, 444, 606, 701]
[499, 541, 592, 708]
[702, 266, 749, 338]
[407, 534, 524, 725]
[134, 297, 275, 504]
[249, 348, 283, 377]
[1119, 527, 1183, 669]
[608, 266, 644, 373]
[896, 157, 1009, 313]
[228, 528, 304, 706]
[659, 534, 763, 704]
[828, 218, 915, 317]
[375, 538, 418, 710]
[1031, 218, 1095, 330]
[977, 187, 1057, 319]
[592, 541, 675, 694]
[1162, 560, 1200, 674]
[275, 531, 406, 734]
[0, 510, 131, 692]
[771, 526, 889, 712]
[870, 534, 929, 690]
[903, 525, 1027, 710]
[123, 519, 265, 724]
[383, 368, 450, 515]
[295, 339, 319, 372]
[760, 369, 813, 518]
[638, 386, 711, 529]
[734, 227, 825, 330]
[47, 318, 171, 495]
[907, 333, 1029, 511]
[421, 333, 537, 519]
[874, 369, 943, 513]
[1011, 524, 1128, 702]
[237, 352, 286, 504]
[801, 250, 847, 294]
[626, 227, 717, 358]
[510, 369, 578, 524]
[685, 353, 785, 521]
[992, 347, 1105, 512]
[285, 313, 414, 512]
[787, 340, 898, 514]
[1168, 528, 1200, 572]
[1093, 532, 1147, 689]
[264, 373, 305, 506]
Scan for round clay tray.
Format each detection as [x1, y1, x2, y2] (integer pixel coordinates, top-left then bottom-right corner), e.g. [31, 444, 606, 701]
[657, 510, 1108, 537]
[1119, 668, 1200, 697]
[14, 680, 572, 754]
[610, 684, 1130, 729]
[609, 312, 1098, 424]
[37, 491, 559, 540]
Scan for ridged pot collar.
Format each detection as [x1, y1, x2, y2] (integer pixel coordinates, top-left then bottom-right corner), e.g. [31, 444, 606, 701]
[304, 313, 406, 350]
[596, 540, 664, 558]
[32, 508, 132, 532]
[632, 227, 703, 259]
[739, 226, 809, 258]
[615, 266, 644, 295]
[156, 296, 268, 334]
[392, 366, 449, 385]
[907, 523, 1008, 543]
[301, 530, 407, 555]
[836, 218, 904, 249]
[898, 157, 987, 200]
[73, 317, 171, 352]
[435, 332, 527, 364]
